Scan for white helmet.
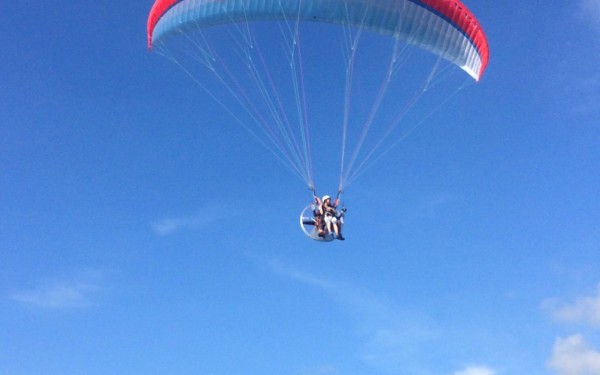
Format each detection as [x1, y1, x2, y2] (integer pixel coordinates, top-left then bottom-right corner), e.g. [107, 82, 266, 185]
[322, 195, 331, 202]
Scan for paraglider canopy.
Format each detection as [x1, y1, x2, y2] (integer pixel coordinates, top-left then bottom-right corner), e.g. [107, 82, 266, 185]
[148, 0, 489, 81]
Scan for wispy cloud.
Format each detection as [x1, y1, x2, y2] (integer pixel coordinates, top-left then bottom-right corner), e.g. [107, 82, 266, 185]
[268, 260, 439, 370]
[268, 261, 505, 373]
[543, 284, 600, 327]
[538, 0, 600, 119]
[11, 270, 109, 310]
[418, 192, 457, 218]
[298, 364, 339, 375]
[152, 214, 214, 236]
[548, 334, 600, 375]
[579, 0, 600, 30]
[451, 365, 496, 375]
[152, 205, 233, 236]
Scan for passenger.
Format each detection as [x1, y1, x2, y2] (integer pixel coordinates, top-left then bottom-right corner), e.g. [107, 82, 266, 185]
[320, 195, 345, 240]
[313, 195, 326, 237]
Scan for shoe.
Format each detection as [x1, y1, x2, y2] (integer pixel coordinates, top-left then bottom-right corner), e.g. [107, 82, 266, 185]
[337, 235, 345, 241]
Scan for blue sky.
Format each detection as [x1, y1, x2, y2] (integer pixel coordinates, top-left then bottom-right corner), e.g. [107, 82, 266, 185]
[1, 1, 600, 375]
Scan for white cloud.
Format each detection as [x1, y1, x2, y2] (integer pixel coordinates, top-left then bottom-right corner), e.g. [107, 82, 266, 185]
[152, 214, 214, 236]
[452, 365, 496, 375]
[152, 205, 232, 236]
[578, 0, 600, 40]
[543, 285, 600, 327]
[11, 271, 108, 310]
[419, 192, 457, 218]
[298, 364, 339, 375]
[580, 0, 600, 26]
[268, 260, 438, 370]
[548, 334, 600, 375]
[268, 261, 508, 374]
